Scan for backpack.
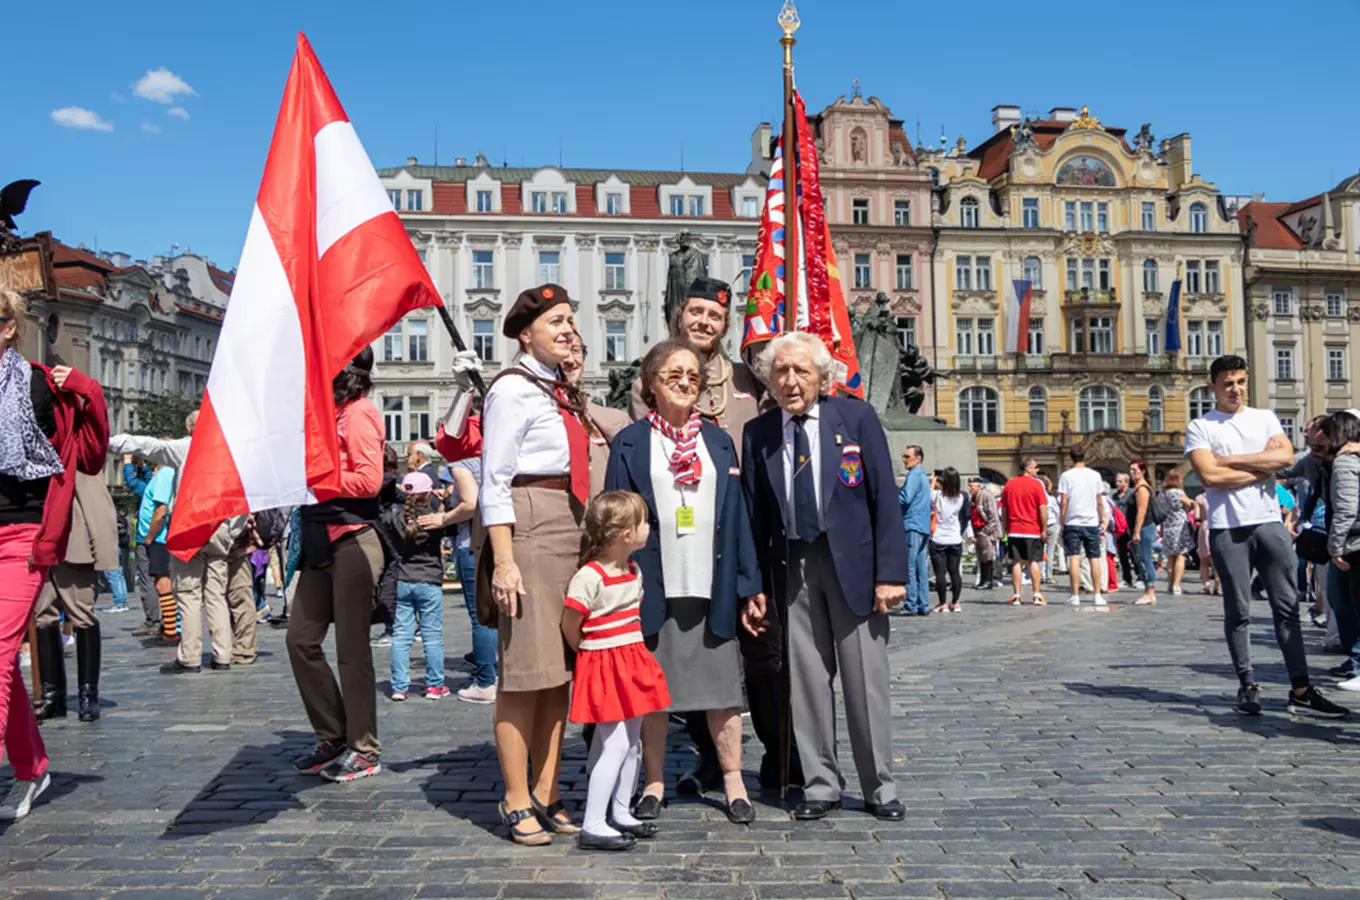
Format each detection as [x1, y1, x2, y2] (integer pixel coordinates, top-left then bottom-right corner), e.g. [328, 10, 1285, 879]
[1147, 489, 1174, 526]
[253, 508, 289, 549]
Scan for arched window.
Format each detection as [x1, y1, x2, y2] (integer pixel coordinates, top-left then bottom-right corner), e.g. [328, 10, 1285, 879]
[1023, 256, 1043, 289]
[1189, 202, 1208, 234]
[958, 386, 999, 434]
[1079, 385, 1121, 432]
[1142, 258, 1159, 293]
[960, 197, 980, 229]
[1028, 386, 1047, 433]
[1189, 386, 1214, 420]
[1147, 386, 1164, 432]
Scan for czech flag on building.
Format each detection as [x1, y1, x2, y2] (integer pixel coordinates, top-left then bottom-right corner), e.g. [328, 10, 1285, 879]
[168, 34, 441, 558]
[1004, 279, 1033, 354]
[741, 90, 862, 397]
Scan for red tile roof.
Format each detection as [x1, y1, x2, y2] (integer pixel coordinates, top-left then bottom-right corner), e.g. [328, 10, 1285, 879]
[54, 266, 106, 292]
[888, 126, 917, 164]
[575, 184, 597, 217]
[51, 241, 114, 272]
[971, 119, 1129, 181]
[433, 183, 466, 215]
[500, 184, 522, 216]
[1281, 193, 1324, 216]
[630, 185, 660, 218]
[1237, 201, 1302, 249]
[711, 188, 733, 219]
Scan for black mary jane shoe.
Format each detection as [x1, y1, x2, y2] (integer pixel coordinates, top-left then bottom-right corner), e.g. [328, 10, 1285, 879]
[725, 797, 755, 825]
[530, 793, 581, 835]
[793, 799, 840, 821]
[577, 830, 637, 852]
[864, 799, 906, 821]
[608, 817, 659, 839]
[632, 794, 663, 820]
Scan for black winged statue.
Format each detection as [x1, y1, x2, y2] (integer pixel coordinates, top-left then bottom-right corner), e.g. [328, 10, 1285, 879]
[1, 180, 40, 251]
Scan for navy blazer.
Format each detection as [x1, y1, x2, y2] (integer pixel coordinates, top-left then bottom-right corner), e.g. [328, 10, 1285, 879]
[604, 419, 762, 641]
[741, 395, 908, 617]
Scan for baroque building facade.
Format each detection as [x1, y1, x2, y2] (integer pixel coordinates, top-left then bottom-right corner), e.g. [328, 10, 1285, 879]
[375, 153, 763, 454]
[1238, 179, 1360, 442]
[923, 105, 1242, 483]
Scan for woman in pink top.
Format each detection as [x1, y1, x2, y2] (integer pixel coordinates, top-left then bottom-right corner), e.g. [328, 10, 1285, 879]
[286, 347, 387, 784]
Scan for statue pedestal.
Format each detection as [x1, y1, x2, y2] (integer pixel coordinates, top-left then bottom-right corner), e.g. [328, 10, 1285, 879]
[878, 412, 979, 482]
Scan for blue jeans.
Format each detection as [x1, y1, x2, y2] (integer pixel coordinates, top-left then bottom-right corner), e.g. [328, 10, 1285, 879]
[103, 567, 128, 607]
[1332, 561, 1360, 667]
[1133, 524, 1157, 587]
[391, 581, 445, 692]
[905, 531, 930, 613]
[457, 546, 498, 688]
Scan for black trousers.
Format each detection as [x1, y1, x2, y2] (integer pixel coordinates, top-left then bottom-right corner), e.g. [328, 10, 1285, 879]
[1116, 533, 1135, 584]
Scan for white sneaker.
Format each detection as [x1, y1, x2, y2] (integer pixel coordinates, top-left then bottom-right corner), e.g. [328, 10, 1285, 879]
[1336, 676, 1360, 693]
[0, 772, 50, 820]
[1093, 595, 1108, 608]
[458, 684, 497, 705]
[1172, 586, 1184, 596]
[1066, 595, 1081, 607]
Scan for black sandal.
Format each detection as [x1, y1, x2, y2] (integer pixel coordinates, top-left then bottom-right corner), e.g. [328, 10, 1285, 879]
[530, 793, 581, 835]
[499, 801, 551, 846]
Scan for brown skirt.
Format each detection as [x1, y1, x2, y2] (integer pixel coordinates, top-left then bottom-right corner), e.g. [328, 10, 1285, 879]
[475, 484, 584, 693]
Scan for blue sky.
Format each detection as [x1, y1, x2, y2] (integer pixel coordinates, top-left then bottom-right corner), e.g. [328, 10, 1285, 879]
[8, 0, 1358, 269]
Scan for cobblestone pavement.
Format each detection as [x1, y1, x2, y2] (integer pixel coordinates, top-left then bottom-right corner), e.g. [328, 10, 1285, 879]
[3, 581, 1360, 900]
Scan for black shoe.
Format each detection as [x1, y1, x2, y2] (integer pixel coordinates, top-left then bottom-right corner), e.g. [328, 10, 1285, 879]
[916, 609, 929, 616]
[865, 799, 905, 821]
[1236, 684, 1262, 716]
[210, 661, 231, 671]
[631, 794, 663, 820]
[1287, 686, 1350, 719]
[608, 816, 659, 838]
[793, 799, 840, 820]
[160, 660, 200, 675]
[462, 650, 476, 671]
[577, 831, 637, 851]
[725, 798, 755, 824]
[675, 759, 722, 795]
[1329, 661, 1357, 679]
[35, 625, 66, 720]
[292, 740, 343, 775]
[319, 749, 381, 782]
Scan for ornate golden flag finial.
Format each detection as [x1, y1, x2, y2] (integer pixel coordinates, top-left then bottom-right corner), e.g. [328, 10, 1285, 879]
[778, 0, 801, 37]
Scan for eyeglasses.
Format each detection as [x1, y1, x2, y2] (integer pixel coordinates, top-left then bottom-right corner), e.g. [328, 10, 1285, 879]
[659, 370, 700, 386]
[1308, 443, 1328, 454]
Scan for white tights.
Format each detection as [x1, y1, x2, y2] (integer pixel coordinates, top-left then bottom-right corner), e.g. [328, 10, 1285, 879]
[583, 717, 643, 837]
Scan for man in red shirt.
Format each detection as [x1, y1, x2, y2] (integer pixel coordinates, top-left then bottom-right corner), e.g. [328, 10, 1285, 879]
[1000, 457, 1050, 606]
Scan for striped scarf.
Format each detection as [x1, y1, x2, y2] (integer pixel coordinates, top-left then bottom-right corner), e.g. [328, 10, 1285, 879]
[647, 410, 704, 487]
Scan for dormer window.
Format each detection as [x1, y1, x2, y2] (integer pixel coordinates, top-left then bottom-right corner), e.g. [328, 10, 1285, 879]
[406, 190, 423, 212]
[531, 192, 547, 214]
[387, 189, 401, 210]
[960, 197, 979, 229]
[742, 196, 759, 218]
[1189, 202, 1208, 233]
[476, 190, 493, 212]
[551, 192, 568, 214]
[605, 193, 623, 215]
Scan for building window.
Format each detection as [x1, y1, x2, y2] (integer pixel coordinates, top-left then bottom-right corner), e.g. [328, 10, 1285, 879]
[739, 254, 756, 293]
[1096, 202, 1109, 233]
[1273, 289, 1292, 316]
[895, 200, 911, 227]
[1146, 318, 1162, 356]
[975, 256, 993, 291]
[956, 318, 974, 356]
[1079, 386, 1121, 432]
[669, 195, 685, 216]
[408, 319, 428, 362]
[382, 397, 404, 442]
[1190, 386, 1214, 419]
[1148, 386, 1164, 432]
[473, 250, 494, 289]
[852, 199, 870, 225]
[1204, 260, 1221, 293]
[1329, 347, 1347, 381]
[958, 386, 999, 434]
[1186, 320, 1204, 357]
[854, 253, 872, 289]
[531, 191, 548, 214]
[605, 252, 626, 290]
[896, 316, 917, 349]
[1080, 259, 1095, 289]
[960, 197, 979, 228]
[1098, 259, 1111, 290]
[1090, 317, 1114, 354]
[1142, 201, 1156, 231]
[1143, 259, 1158, 293]
[1022, 198, 1039, 229]
[1206, 320, 1224, 357]
[1280, 415, 1297, 447]
[1189, 202, 1208, 233]
[386, 189, 401, 210]
[895, 254, 914, 290]
[1066, 258, 1078, 290]
[1276, 347, 1294, 380]
[1080, 201, 1094, 232]
[472, 319, 495, 362]
[605, 320, 629, 362]
[1023, 256, 1042, 288]
[127, 363, 136, 389]
[976, 318, 996, 357]
[1064, 201, 1076, 231]
[476, 190, 493, 212]
[382, 323, 404, 362]
[1029, 387, 1047, 432]
[551, 192, 568, 214]
[1186, 260, 1202, 294]
[1027, 317, 1044, 355]
[955, 255, 972, 291]
[605, 192, 623, 215]
[409, 397, 431, 442]
[1327, 293, 1346, 317]
[406, 190, 423, 212]
[742, 195, 759, 218]
[689, 195, 705, 217]
[538, 250, 560, 284]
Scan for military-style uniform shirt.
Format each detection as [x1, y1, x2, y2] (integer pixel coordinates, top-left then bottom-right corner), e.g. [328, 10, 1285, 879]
[630, 352, 765, 462]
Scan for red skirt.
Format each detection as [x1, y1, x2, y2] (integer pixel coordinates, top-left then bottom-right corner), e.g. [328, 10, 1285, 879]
[570, 641, 671, 724]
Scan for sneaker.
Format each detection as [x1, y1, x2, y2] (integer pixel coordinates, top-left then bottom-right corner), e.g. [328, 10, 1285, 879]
[425, 686, 451, 700]
[1236, 684, 1262, 716]
[132, 622, 158, 637]
[370, 634, 392, 648]
[391, 690, 407, 702]
[1287, 686, 1350, 719]
[1311, 610, 1329, 629]
[97, 603, 130, 614]
[62, 634, 75, 648]
[319, 750, 381, 783]
[1335, 675, 1360, 693]
[1093, 595, 1108, 608]
[0, 773, 50, 821]
[1171, 586, 1184, 596]
[1008, 594, 1022, 606]
[1065, 595, 1081, 607]
[458, 683, 497, 705]
[1329, 661, 1358, 679]
[293, 740, 344, 775]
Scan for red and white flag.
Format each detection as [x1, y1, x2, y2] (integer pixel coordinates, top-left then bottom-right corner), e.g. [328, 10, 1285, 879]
[168, 34, 440, 558]
[1004, 279, 1033, 354]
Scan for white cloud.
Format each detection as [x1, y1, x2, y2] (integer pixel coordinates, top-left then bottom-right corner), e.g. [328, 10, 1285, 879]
[134, 67, 195, 104]
[167, 107, 190, 120]
[141, 121, 162, 134]
[51, 107, 114, 132]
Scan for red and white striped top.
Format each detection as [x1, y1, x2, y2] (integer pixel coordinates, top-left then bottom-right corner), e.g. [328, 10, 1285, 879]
[564, 561, 644, 651]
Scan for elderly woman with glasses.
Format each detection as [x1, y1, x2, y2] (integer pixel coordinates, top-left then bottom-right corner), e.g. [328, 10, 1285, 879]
[603, 338, 762, 825]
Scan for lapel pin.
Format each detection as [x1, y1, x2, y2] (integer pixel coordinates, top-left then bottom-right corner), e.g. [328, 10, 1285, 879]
[835, 434, 843, 446]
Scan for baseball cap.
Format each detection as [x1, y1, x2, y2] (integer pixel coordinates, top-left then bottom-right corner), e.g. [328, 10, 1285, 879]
[401, 471, 434, 494]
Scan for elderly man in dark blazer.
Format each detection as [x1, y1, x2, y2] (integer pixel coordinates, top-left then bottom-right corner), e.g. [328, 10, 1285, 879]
[741, 331, 908, 821]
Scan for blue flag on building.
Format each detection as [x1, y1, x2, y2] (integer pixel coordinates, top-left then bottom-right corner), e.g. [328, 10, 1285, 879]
[1165, 278, 1182, 353]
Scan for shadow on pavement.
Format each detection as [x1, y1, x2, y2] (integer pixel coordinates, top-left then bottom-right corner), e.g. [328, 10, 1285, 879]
[1302, 817, 1360, 840]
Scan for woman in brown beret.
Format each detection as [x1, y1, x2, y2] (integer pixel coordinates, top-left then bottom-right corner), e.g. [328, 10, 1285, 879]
[478, 283, 591, 845]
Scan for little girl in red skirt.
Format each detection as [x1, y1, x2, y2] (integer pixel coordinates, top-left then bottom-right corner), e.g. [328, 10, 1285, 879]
[562, 491, 670, 851]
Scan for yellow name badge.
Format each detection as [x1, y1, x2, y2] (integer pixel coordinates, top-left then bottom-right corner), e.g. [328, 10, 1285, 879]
[676, 505, 696, 535]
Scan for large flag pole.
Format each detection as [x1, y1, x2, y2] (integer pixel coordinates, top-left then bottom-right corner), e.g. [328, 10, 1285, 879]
[778, 0, 800, 333]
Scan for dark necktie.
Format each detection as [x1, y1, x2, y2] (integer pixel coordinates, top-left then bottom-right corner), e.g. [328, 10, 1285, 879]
[792, 415, 821, 540]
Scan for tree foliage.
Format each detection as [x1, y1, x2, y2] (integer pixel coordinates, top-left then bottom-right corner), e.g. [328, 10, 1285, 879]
[135, 395, 199, 439]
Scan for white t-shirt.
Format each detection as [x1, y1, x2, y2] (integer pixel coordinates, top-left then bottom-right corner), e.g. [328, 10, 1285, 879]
[1184, 405, 1285, 530]
[931, 491, 965, 546]
[1058, 467, 1105, 527]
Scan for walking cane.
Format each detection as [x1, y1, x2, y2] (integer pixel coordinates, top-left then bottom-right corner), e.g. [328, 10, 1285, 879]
[26, 614, 40, 714]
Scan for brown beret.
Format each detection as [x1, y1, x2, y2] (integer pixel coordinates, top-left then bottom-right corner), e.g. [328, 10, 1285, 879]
[503, 283, 573, 338]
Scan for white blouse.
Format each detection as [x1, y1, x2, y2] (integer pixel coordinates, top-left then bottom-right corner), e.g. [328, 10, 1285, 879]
[479, 353, 571, 527]
[650, 429, 716, 600]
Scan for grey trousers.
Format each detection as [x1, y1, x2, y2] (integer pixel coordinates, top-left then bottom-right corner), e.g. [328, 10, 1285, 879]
[787, 536, 895, 805]
[1209, 521, 1309, 688]
[35, 563, 98, 629]
[136, 543, 158, 623]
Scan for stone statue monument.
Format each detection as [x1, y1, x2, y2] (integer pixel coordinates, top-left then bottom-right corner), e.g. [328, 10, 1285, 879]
[853, 292, 904, 414]
[898, 343, 937, 416]
[606, 366, 636, 411]
[663, 230, 707, 328]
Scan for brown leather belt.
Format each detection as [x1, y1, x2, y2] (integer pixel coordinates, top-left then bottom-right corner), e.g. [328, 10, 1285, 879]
[511, 474, 570, 490]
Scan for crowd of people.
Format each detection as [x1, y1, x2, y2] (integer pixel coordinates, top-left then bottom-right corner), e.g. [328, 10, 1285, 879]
[0, 279, 1355, 851]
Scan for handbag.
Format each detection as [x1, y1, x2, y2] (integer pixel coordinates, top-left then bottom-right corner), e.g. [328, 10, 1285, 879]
[1295, 528, 1330, 565]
